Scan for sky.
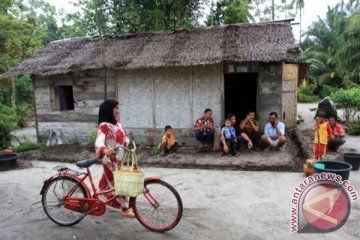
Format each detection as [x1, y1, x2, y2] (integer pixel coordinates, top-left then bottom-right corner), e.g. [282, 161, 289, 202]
[45, 0, 350, 42]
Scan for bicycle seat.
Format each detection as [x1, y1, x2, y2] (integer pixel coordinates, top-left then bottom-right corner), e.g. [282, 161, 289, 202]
[76, 158, 98, 168]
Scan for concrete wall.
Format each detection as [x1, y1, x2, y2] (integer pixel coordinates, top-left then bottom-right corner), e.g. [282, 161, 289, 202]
[117, 64, 224, 144]
[33, 62, 297, 145]
[257, 63, 283, 130]
[34, 70, 116, 141]
[282, 63, 298, 128]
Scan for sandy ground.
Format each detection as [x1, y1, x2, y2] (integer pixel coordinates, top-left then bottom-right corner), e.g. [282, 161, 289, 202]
[2, 104, 360, 239]
[0, 161, 359, 240]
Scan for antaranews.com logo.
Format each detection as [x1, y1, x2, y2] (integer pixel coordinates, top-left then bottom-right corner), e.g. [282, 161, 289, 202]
[290, 172, 358, 233]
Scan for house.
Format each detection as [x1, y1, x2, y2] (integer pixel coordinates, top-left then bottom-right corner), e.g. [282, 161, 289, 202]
[1, 20, 302, 145]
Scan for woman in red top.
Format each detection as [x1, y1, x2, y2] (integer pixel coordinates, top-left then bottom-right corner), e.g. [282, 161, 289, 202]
[95, 99, 134, 217]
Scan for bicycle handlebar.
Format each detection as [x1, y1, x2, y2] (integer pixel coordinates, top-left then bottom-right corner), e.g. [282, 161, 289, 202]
[114, 141, 137, 153]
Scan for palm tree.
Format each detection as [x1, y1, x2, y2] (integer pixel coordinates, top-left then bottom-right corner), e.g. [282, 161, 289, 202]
[291, 0, 304, 44]
[340, 11, 360, 83]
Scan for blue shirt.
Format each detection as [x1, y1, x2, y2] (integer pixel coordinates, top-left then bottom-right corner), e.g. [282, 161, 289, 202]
[221, 126, 236, 139]
[264, 122, 285, 139]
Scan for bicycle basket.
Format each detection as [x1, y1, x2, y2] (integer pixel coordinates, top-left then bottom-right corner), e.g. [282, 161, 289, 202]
[113, 150, 144, 197]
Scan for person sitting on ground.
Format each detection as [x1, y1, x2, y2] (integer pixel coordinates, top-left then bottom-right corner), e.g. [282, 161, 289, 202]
[220, 118, 238, 156]
[313, 111, 333, 160]
[160, 125, 178, 156]
[261, 112, 286, 150]
[194, 108, 215, 148]
[220, 113, 253, 155]
[327, 116, 346, 152]
[240, 111, 261, 150]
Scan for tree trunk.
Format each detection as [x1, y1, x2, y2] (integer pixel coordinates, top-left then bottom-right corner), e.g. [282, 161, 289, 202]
[272, 0, 275, 21]
[11, 78, 16, 108]
[299, 7, 302, 44]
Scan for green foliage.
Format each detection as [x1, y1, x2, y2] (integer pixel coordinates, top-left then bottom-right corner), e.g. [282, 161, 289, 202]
[206, 0, 252, 26]
[297, 84, 318, 103]
[348, 117, 360, 135]
[16, 103, 31, 128]
[69, 136, 81, 145]
[15, 75, 33, 104]
[297, 93, 318, 103]
[0, 104, 17, 149]
[302, 4, 360, 89]
[340, 10, 360, 83]
[15, 139, 46, 152]
[251, 0, 296, 22]
[331, 88, 360, 124]
[89, 130, 97, 143]
[149, 144, 161, 156]
[321, 84, 337, 97]
[61, 0, 205, 37]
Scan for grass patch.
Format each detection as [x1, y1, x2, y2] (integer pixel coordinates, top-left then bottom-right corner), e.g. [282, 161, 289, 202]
[16, 140, 46, 152]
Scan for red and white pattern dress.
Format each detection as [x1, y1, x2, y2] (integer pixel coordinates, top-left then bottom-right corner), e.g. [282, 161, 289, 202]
[95, 120, 129, 208]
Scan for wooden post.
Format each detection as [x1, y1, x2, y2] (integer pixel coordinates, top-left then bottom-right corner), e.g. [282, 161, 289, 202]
[32, 77, 39, 142]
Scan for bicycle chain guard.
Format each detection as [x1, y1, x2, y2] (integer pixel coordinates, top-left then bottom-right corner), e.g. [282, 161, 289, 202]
[64, 197, 106, 216]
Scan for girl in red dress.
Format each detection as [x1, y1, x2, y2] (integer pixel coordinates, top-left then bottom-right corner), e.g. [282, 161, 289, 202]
[95, 99, 134, 217]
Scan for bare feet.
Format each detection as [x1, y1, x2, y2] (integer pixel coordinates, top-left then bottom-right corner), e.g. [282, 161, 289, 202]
[121, 209, 135, 218]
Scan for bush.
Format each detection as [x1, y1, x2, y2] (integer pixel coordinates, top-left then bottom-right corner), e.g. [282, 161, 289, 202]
[299, 84, 316, 95]
[297, 85, 318, 103]
[16, 103, 31, 128]
[298, 93, 318, 103]
[348, 117, 360, 135]
[16, 140, 46, 152]
[331, 88, 360, 124]
[321, 84, 337, 98]
[15, 75, 33, 105]
[90, 131, 97, 143]
[0, 104, 17, 149]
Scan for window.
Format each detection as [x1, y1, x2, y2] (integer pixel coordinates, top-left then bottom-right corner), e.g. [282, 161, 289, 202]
[55, 86, 74, 111]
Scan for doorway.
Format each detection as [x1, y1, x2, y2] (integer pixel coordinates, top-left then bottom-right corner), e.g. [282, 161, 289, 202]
[224, 73, 257, 122]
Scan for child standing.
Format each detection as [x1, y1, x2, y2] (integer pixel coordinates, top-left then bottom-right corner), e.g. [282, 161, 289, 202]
[313, 111, 333, 161]
[160, 125, 178, 156]
[221, 118, 238, 156]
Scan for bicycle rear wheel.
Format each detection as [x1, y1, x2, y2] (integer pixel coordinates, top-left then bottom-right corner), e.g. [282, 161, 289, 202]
[132, 179, 183, 232]
[42, 176, 88, 226]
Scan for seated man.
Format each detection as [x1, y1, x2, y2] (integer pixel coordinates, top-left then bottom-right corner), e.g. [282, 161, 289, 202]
[261, 112, 286, 150]
[328, 116, 346, 151]
[240, 111, 261, 150]
[194, 108, 215, 148]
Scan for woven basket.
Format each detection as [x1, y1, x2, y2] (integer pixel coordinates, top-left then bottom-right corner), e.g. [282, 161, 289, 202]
[113, 150, 144, 197]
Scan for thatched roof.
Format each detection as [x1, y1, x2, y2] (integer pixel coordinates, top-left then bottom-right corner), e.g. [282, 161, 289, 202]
[1, 20, 301, 78]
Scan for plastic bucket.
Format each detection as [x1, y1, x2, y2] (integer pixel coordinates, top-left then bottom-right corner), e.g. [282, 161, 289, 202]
[0, 153, 18, 170]
[313, 161, 352, 180]
[343, 153, 360, 171]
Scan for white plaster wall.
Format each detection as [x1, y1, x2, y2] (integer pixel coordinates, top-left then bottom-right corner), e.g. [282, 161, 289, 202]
[192, 64, 223, 128]
[38, 122, 98, 142]
[153, 67, 191, 129]
[117, 69, 153, 128]
[116, 64, 223, 131]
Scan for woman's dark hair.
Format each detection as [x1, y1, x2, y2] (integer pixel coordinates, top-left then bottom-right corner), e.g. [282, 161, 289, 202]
[204, 108, 212, 113]
[226, 113, 235, 119]
[98, 99, 119, 125]
[165, 125, 172, 131]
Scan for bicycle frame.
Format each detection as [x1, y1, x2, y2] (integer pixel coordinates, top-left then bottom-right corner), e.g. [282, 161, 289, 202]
[40, 142, 182, 232]
[40, 142, 162, 210]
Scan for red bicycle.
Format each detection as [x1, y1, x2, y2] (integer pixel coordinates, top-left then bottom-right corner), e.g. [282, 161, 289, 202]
[40, 143, 183, 232]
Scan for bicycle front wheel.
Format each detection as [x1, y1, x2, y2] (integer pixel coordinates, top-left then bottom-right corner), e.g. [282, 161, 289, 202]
[42, 176, 88, 226]
[132, 179, 183, 232]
